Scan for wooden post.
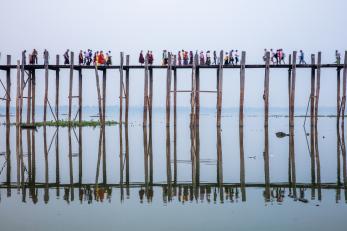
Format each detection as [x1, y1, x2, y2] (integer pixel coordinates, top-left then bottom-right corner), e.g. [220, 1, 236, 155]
[94, 67, 103, 123]
[149, 67, 153, 127]
[337, 66, 341, 126]
[19, 52, 25, 125]
[6, 55, 11, 125]
[125, 55, 130, 125]
[166, 53, 172, 127]
[217, 50, 223, 127]
[43, 51, 49, 126]
[195, 60, 200, 126]
[239, 51, 246, 127]
[15, 60, 20, 126]
[315, 52, 321, 127]
[68, 52, 74, 122]
[264, 51, 270, 127]
[119, 52, 124, 125]
[31, 69, 36, 124]
[26, 69, 32, 125]
[289, 51, 297, 127]
[288, 54, 292, 126]
[310, 54, 316, 127]
[55, 55, 60, 121]
[173, 58, 177, 127]
[79, 69, 83, 123]
[143, 56, 149, 126]
[190, 54, 198, 126]
[341, 51, 347, 127]
[102, 69, 106, 124]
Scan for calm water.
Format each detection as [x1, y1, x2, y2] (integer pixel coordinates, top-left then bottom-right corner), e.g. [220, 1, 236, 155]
[0, 107, 346, 231]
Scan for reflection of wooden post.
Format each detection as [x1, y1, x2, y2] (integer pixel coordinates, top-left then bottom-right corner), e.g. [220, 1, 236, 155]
[217, 50, 223, 127]
[217, 126, 223, 186]
[56, 128, 60, 198]
[43, 52, 49, 126]
[43, 127, 49, 203]
[102, 126, 107, 185]
[68, 127, 74, 201]
[55, 55, 60, 121]
[6, 55, 11, 125]
[289, 125, 297, 198]
[264, 124, 270, 202]
[125, 55, 130, 125]
[166, 54, 172, 127]
[239, 51, 246, 127]
[6, 121, 11, 197]
[79, 127, 83, 185]
[289, 51, 297, 128]
[68, 52, 74, 122]
[239, 125, 246, 201]
[264, 52, 270, 127]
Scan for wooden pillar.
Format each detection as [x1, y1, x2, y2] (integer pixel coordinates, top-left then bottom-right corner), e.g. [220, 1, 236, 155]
[55, 55, 60, 121]
[78, 69, 83, 123]
[19, 52, 25, 125]
[289, 51, 297, 127]
[166, 53, 172, 127]
[15, 60, 20, 126]
[125, 55, 130, 125]
[143, 57, 149, 126]
[119, 52, 124, 125]
[310, 54, 316, 127]
[43, 51, 49, 126]
[68, 52, 74, 122]
[195, 61, 200, 126]
[173, 59, 177, 127]
[341, 51, 347, 127]
[239, 51, 246, 127]
[190, 54, 198, 126]
[264, 51, 270, 127]
[26, 69, 32, 125]
[31, 69, 36, 124]
[149, 67, 153, 127]
[288, 54, 292, 125]
[337, 67, 341, 126]
[6, 55, 11, 125]
[94, 66, 103, 123]
[314, 52, 321, 128]
[102, 69, 106, 124]
[217, 50, 223, 127]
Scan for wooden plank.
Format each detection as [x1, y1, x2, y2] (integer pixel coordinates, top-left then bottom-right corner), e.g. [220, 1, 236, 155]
[6, 55, 11, 125]
[55, 55, 60, 121]
[239, 51, 246, 127]
[289, 51, 297, 127]
[68, 52, 74, 122]
[264, 51, 270, 127]
[43, 51, 49, 126]
[217, 50, 223, 127]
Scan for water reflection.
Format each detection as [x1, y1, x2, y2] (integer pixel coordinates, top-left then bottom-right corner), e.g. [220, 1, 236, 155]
[0, 117, 346, 205]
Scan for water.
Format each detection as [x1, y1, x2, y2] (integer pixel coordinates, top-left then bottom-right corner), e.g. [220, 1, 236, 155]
[0, 107, 346, 231]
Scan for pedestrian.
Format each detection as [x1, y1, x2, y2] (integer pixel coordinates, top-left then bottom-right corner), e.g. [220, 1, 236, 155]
[235, 50, 239, 65]
[43, 49, 49, 65]
[139, 50, 145, 65]
[22, 50, 27, 65]
[299, 50, 306, 64]
[189, 51, 193, 65]
[106, 51, 112, 65]
[274, 49, 279, 65]
[270, 49, 275, 64]
[206, 51, 211, 65]
[78, 50, 83, 65]
[33, 49, 38, 64]
[178, 51, 182, 65]
[162, 50, 168, 65]
[88, 49, 93, 65]
[335, 50, 341, 64]
[280, 49, 285, 64]
[29, 49, 34, 64]
[183, 50, 189, 65]
[199, 51, 205, 65]
[148, 51, 154, 65]
[93, 51, 98, 65]
[229, 50, 234, 65]
[64, 49, 70, 65]
[224, 52, 229, 65]
[263, 49, 268, 63]
[213, 51, 217, 65]
[98, 51, 105, 65]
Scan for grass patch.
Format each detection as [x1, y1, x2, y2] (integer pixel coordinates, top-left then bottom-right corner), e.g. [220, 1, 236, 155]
[16, 120, 119, 127]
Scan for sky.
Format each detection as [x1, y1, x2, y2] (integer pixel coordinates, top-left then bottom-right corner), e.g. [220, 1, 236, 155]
[0, 0, 346, 109]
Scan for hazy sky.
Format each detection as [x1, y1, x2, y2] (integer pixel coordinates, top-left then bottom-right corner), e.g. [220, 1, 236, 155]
[0, 0, 346, 108]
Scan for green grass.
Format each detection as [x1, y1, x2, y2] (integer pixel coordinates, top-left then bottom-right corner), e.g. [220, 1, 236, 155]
[18, 120, 119, 127]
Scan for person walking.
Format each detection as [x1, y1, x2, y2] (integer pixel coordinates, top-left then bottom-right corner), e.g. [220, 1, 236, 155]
[139, 50, 145, 65]
[148, 51, 154, 65]
[64, 49, 70, 65]
[299, 50, 306, 64]
[33, 49, 38, 64]
[162, 50, 168, 65]
[178, 51, 182, 65]
[234, 50, 239, 65]
[189, 51, 193, 65]
[213, 51, 217, 65]
[263, 49, 268, 63]
[270, 49, 275, 64]
[199, 51, 205, 65]
[335, 50, 341, 64]
[106, 51, 112, 65]
[183, 50, 189, 65]
[280, 49, 285, 64]
[206, 51, 211, 65]
[78, 50, 84, 65]
[229, 50, 234, 65]
[224, 52, 229, 65]
[43, 49, 49, 65]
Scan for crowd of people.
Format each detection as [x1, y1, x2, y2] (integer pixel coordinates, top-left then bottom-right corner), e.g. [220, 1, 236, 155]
[9, 49, 344, 66]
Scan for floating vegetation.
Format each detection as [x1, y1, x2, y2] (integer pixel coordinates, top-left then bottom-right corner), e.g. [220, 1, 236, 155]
[9, 120, 119, 127]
